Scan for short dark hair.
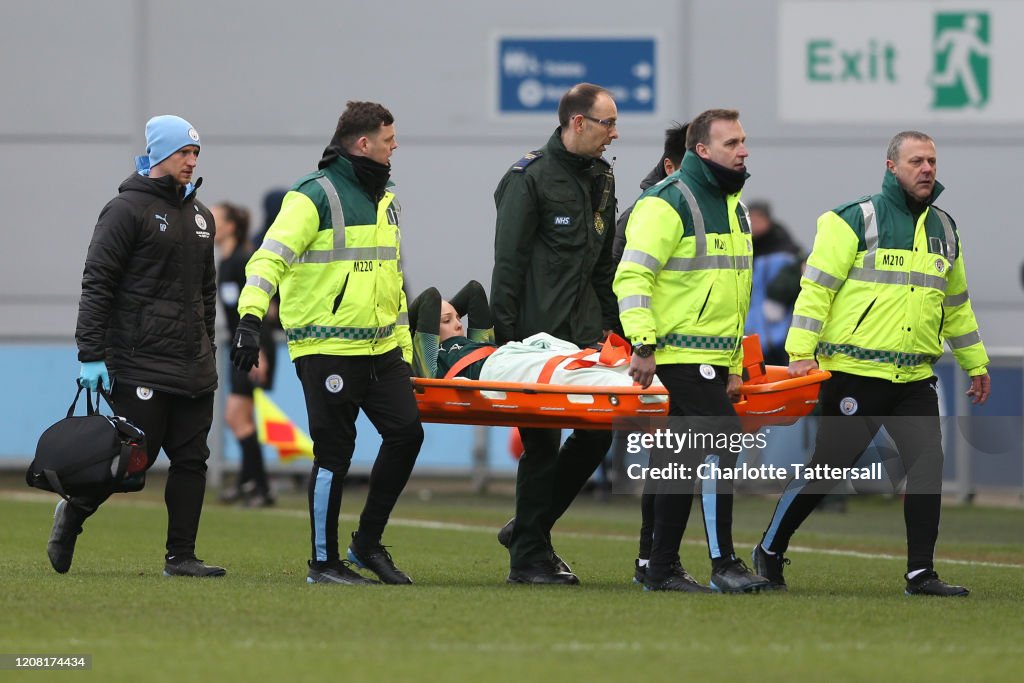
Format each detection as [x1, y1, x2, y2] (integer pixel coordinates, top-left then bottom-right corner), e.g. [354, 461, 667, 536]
[686, 108, 740, 150]
[747, 200, 772, 219]
[887, 130, 933, 163]
[215, 201, 251, 244]
[663, 121, 689, 167]
[557, 83, 612, 127]
[334, 101, 394, 151]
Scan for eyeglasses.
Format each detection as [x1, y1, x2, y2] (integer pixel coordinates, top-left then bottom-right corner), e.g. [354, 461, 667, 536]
[580, 114, 618, 129]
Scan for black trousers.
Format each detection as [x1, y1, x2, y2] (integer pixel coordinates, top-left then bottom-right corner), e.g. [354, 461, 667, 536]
[510, 427, 612, 567]
[647, 363, 742, 571]
[761, 371, 944, 573]
[68, 382, 214, 559]
[296, 349, 423, 564]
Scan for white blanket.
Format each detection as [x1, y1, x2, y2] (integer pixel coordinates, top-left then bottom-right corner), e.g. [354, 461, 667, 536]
[478, 333, 665, 402]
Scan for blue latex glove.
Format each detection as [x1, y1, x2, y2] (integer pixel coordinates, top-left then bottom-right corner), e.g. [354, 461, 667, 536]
[79, 361, 110, 391]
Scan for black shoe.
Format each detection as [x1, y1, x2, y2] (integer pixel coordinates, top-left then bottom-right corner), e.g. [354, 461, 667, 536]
[245, 492, 275, 508]
[163, 556, 227, 577]
[751, 544, 790, 592]
[633, 559, 647, 585]
[347, 534, 413, 585]
[507, 559, 580, 585]
[47, 500, 82, 574]
[497, 517, 514, 548]
[709, 558, 770, 594]
[905, 570, 969, 597]
[643, 561, 712, 593]
[497, 517, 572, 574]
[306, 560, 378, 585]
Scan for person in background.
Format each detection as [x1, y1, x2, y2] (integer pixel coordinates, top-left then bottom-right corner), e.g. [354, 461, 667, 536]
[213, 201, 277, 507]
[612, 120, 689, 581]
[745, 200, 803, 366]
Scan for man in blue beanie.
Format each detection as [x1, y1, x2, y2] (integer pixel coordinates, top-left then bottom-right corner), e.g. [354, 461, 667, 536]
[47, 114, 225, 578]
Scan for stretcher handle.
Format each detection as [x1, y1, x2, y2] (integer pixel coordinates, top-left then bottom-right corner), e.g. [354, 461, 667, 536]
[740, 369, 831, 395]
[411, 377, 667, 397]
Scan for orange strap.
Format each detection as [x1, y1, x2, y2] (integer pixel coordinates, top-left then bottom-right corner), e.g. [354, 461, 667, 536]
[537, 349, 594, 384]
[536, 333, 634, 383]
[741, 334, 767, 384]
[443, 346, 497, 379]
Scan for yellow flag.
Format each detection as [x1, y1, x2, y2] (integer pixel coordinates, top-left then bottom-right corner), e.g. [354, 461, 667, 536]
[253, 388, 314, 460]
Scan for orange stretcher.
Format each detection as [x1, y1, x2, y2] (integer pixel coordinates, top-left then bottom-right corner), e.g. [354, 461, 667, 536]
[412, 335, 830, 433]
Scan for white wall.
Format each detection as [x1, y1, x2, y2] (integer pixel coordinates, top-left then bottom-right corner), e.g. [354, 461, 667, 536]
[2, 0, 1020, 344]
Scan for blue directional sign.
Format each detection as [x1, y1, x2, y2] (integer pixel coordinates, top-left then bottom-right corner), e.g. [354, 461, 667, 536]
[498, 37, 656, 114]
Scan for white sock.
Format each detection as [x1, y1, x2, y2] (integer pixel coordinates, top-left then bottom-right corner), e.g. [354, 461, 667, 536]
[638, 558, 649, 567]
[760, 544, 776, 556]
[907, 568, 927, 580]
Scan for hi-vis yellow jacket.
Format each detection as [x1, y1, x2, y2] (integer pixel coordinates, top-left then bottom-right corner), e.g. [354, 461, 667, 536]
[238, 156, 411, 362]
[614, 152, 753, 375]
[786, 173, 988, 382]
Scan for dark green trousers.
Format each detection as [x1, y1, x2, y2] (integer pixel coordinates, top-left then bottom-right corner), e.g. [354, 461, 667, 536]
[509, 427, 611, 567]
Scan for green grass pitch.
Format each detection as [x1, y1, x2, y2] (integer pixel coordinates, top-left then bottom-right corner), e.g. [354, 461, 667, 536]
[1, 482, 1022, 682]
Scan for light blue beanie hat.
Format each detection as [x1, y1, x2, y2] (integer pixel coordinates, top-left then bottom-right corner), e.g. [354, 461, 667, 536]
[135, 115, 200, 175]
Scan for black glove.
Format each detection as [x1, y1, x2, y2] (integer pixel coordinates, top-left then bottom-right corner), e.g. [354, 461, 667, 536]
[231, 314, 262, 372]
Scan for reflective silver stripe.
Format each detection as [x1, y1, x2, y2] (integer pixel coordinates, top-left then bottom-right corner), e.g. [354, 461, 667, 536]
[738, 201, 752, 234]
[791, 315, 823, 333]
[316, 176, 346, 246]
[298, 246, 398, 264]
[944, 290, 969, 307]
[673, 180, 706, 256]
[664, 255, 738, 272]
[804, 265, 843, 290]
[847, 268, 948, 291]
[396, 311, 409, 326]
[909, 271, 948, 292]
[932, 207, 957, 260]
[734, 255, 751, 270]
[296, 177, 398, 265]
[618, 295, 651, 313]
[246, 274, 275, 295]
[947, 330, 981, 349]
[847, 267, 906, 285]
[620, 249, 661, 272]
[859, 200, 878, 269]
[259, 238, 296, 265]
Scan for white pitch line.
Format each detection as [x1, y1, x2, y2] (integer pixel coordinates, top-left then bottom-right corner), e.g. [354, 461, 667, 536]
[5, 490, 1022, 570]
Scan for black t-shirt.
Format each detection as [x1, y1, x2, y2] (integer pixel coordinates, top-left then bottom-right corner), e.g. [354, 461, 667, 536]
[217, 246, 249, 336]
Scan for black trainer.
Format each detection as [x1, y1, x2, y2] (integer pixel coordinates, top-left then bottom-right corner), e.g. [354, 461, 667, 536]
[47, 500, 83, 574]
[163, 556, 227, 577]
[751, 544, 790, 592]
[507, 558, 580, 585]
[347, 534, 413, 585]
[496, 517, 572, 574]
[643, 561, 712, 593]
[633, 559, 647, 585]
[306, 560, 378, 585]
[709, 557, 770, 593]
[905, 570, 970, 597]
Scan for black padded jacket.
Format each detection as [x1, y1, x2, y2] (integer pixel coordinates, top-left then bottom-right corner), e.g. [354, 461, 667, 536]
[76, 173, 218, 397]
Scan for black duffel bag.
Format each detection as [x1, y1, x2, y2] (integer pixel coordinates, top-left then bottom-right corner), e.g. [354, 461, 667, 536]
[27, 384, 148, 499]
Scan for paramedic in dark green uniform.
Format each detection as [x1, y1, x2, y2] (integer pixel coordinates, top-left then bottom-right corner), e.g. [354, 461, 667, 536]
[490, 83, 619, 585]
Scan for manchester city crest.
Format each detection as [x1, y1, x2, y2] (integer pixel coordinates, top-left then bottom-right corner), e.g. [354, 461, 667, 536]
[325, 374, 344, 394]
[839, 396, 859, 415]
